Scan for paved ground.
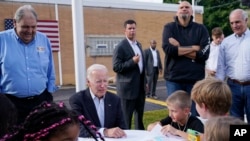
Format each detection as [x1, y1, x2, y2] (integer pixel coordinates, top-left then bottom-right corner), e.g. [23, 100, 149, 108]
[53, 79, 167, 112]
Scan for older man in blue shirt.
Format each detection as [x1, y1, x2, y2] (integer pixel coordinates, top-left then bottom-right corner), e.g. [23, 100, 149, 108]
[216, 9, 250, 123]
[0, 5, 56, 124]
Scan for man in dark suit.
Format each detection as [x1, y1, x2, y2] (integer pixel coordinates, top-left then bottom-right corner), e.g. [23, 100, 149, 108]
[69, 64, 126, 138]
[112, 19, 146, 130]
[144, 40, 162, 99]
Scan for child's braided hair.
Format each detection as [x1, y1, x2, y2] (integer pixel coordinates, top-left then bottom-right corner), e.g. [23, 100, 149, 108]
[0, 101, 105, 141]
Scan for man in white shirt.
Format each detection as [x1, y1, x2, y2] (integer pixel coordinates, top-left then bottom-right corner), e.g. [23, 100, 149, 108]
[112, 19, 146, 130]
[216, 9, 250, 123]
[144, 40, 162, 99]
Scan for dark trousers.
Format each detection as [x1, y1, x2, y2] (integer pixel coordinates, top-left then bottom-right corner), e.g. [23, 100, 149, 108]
[120, 80, 145, 130]
[146, 67, 159, 96]
[5, 89, 53, 124]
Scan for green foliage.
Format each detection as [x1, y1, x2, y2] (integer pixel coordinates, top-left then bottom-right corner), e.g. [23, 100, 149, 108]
[163, 0, 248, 36]
[163, 0, 193, 4]
[199, 0, 241, 36]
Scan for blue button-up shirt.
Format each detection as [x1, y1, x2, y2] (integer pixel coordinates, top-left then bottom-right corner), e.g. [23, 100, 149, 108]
[0, 29, 56, 98]
[216, 29, 250, 81]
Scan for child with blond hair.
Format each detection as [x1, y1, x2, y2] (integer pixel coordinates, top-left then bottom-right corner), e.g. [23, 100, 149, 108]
[147, 90, 204, 139]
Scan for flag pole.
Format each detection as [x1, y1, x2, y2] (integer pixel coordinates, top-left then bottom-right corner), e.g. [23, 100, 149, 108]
[192, 0, 195, 21]
[71, 0, 86, 92]
[54, 3, 63, 86]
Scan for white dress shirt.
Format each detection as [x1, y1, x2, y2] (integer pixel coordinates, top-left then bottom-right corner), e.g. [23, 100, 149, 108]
[150, 47, 158, 67]
[216, 29, 250, 81]
[127, 39, 143, 73]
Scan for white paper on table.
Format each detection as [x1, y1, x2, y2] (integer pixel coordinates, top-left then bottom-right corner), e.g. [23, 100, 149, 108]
[150, 123, 164, 136]
[79, 130, 154, 141]
[149, 123, 186, 141]
[78, 128, 185, 141]
[78, 138, 95, 141]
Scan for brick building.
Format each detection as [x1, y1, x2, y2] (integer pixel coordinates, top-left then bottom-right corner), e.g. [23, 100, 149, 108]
[0, 0, 204, 85]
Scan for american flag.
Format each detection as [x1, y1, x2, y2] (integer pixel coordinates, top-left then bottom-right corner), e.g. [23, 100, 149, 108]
[4, 19, 60, 52]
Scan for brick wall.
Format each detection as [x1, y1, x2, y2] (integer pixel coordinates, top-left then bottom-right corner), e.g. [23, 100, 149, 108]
[0, 1, 203, 85]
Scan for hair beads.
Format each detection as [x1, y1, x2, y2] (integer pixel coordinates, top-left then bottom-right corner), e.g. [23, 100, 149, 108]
[0, 101, 106, 141]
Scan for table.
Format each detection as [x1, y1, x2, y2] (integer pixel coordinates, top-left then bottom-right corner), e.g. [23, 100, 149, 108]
[78, 130, 185, 141]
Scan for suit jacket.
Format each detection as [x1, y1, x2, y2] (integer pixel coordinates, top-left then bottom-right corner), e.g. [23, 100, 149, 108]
[144, 48, 162, 76]
[112, 38, 146, 100]
[69, 88, 126, 137]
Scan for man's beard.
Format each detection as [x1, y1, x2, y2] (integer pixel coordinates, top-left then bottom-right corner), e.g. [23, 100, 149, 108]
[181, 14, 189, 21]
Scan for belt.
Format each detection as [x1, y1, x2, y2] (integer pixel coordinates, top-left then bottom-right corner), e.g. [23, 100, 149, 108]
[5, 89, 48, 100]
[6, 94, 40, 101]
[23, 95, 39, 100]
[228, 78, 250, 86]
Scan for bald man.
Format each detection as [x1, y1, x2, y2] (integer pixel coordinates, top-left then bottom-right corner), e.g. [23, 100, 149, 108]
[162, 1, 210, 116]
[216, 9, 250, 123]
[144, 40, 162, 99]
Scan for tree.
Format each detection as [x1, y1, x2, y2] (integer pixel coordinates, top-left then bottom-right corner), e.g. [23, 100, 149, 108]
[198, 0, 241, 36]
[163, 0, 183, 3]
[163, 0, 195, 3]
[163, 0, 247, 36]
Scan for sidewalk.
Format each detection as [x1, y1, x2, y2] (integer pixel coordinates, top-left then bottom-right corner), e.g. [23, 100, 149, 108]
[53, 80, 167, 112]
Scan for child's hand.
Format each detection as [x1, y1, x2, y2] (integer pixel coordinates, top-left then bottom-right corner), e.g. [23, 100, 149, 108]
[161, 124, 178, 136]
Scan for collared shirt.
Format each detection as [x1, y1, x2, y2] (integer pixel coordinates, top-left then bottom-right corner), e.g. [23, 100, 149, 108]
[0, 29, 56, 98]
[216, 29, 250, 81]
[90, 89, 105, 127]
[90, 89, 105, 135]
[206, 41, 220, 71]
[127, 38, 143, 73]
[150, 47, 158, 67]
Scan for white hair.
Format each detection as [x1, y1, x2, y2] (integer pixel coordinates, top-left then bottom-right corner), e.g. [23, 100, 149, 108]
[230, 9, 248, 20]
[14, 5, 37, 22]
[87, 64, 108, 80]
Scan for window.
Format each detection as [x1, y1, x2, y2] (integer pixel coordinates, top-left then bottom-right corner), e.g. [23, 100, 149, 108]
[86, 35, 124, 56]
[96, 44, 107, 49]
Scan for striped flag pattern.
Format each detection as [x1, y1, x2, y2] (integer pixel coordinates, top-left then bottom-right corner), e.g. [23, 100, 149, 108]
[4, 19, 60, 52]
